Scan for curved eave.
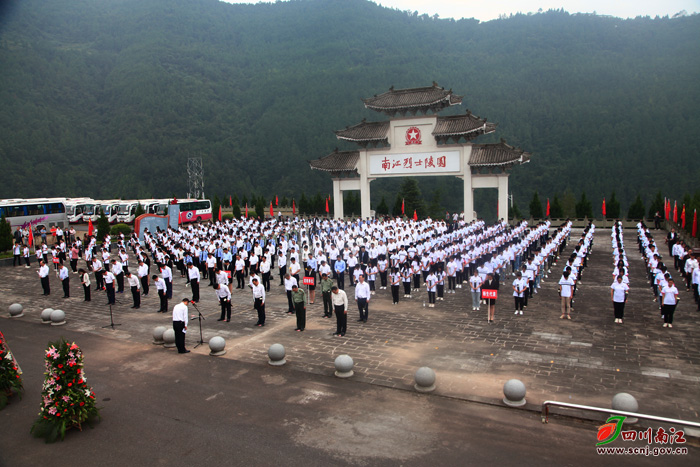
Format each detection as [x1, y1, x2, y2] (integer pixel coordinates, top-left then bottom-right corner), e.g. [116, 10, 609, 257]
[308, 150, 360, 174]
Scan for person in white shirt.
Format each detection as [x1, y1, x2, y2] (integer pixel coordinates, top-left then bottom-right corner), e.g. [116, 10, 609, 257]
[58, 263, 70, 298]
[79, 268, 91, 301]
[37, 260, 50, 295]
[469, 269, 482, 311]
[610, 274, 629, 324]
[354, 274, 371, 322]
[661, 277, 679, 328]
[103, 270, 116, 305]
[259, 256, 271, 291]
[331, 286, 348, 336]
[513, 271, 527, 316]
[172, 298, 190, 353]
[187, 263, 201, 303]
[137, 260, 149, 295]
[153, 275, 168, 312]
[215, 283, 232, 322]
[558, 269, 575, 319]
[251, 277, 266, 326]
[161, 263, 173, 299]
[126, 272, 140, 308]
[284, 273, 298, 314]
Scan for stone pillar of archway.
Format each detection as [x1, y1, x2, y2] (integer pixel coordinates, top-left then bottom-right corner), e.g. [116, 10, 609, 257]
[332, 178, 344, 219]
[359, 150, 372, 219]
[498, 173, 509, 221]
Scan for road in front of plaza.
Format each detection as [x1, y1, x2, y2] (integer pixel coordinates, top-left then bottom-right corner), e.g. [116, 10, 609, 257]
[1, 318, 695, 467]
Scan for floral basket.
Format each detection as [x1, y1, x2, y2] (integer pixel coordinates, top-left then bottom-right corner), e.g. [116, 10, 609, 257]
[31, 338, 100, 442]
[0, 330, 23, 409]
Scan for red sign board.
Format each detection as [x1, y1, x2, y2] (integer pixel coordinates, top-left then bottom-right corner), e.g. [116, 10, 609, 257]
[481, 289, 498, 300]
[303, 276, 315, 286]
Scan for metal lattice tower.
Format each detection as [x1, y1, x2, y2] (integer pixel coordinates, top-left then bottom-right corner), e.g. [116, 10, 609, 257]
[187, 157, 204, 199]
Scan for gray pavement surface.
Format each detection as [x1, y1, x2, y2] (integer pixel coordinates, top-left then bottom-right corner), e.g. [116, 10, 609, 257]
[0, 318, 696, 466]
[1, 227, 699, 465]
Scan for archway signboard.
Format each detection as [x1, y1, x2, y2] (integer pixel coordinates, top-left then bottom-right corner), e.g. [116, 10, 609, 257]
[309, 84, 531, 220]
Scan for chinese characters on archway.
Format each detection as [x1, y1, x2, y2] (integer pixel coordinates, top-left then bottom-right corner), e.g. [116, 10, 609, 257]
[381, 155, 446, 172]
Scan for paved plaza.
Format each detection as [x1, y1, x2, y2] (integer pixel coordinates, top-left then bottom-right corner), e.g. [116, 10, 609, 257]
[1, 228, 700, 455]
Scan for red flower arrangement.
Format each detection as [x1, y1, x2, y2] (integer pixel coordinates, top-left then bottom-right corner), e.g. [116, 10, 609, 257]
[31, 338, 100, 442]
[0, 331, 23, 409]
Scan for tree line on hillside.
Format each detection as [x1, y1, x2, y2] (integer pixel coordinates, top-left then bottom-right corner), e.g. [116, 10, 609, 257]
[0, 0, 697, 213]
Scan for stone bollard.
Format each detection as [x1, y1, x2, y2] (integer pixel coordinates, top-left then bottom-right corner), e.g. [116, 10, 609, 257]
[209, 336, 227, 356]
[334, 355, 354, 378]
[152, 326, 167, 345]
[40, 308, 54, 324]
[268, 343, 286, 366]
[612, 393, 639, 424]
[502, 379, 527, 407]
[414, 367, 436, 393]
[50, 309, 66, 326]
[162, 329, 176, 348]
[8, 303, 24, 318]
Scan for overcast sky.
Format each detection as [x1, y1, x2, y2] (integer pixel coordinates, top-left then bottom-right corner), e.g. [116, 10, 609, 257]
[220, 0, 698, 21]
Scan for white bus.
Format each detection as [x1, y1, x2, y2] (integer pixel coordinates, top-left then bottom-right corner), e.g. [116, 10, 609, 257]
[157, 199, 212, 223]
[116, 200, 140, 224]
[93, 200, 121, 224]
[0, 198, 69, 231]
[66, 198, 95, 223]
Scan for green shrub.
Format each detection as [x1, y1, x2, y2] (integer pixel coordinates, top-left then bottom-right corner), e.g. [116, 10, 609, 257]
[110, 223, 132, 236]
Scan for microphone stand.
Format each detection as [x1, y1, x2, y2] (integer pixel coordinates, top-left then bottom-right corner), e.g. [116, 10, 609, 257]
[191, 302, 205, 348]
[102, 302, 121, 329]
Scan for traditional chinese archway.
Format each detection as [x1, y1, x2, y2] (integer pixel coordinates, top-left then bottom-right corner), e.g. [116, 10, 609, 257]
[309, 83, 531, 221]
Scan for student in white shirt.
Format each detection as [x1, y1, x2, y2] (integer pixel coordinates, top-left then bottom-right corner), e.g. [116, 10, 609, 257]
[469, 269, 482, 311]
[610, 274, 629, 324]
[558, 269, 575, 319]
[661, 277, 679, 328]
[513, 271, 527, 316]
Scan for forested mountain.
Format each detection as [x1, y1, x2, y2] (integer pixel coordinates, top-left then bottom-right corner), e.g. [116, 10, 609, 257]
[0, 0, 698, 216]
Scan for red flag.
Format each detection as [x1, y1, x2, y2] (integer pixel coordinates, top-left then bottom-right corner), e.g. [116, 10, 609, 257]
[681, 204, 686, 229]
[88, 218, 94, 236]
[292, 200, 296, 215]
[325, 197, 329, 213]
[673, 201, 678, 223]
[229, 195, 232, 207]
[602, 198, 606, 217]
[275, 195, 279, 207]
[546, 199, 550, 217]
[28, 226, 34, 250]
[269, 201, 273, 217]
[693, 209, 697, 237]
[245, 204, 248, 218]
[218, 206, 222, 221]
[402, 198, 405, 215]
[413, 209, 417, 221]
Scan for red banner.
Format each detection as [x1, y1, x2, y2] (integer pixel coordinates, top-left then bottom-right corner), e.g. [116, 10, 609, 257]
[481, 289, 498, 300]
[302, 276, 315, 286]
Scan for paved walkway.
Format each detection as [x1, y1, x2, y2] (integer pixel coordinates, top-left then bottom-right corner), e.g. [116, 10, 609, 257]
[2, 228, 699, 422]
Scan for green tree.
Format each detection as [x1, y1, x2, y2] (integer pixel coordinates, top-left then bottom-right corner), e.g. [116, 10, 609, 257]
[375, 196, 389, 216]
[561, 190, 577, 218]
[281, 196, 289, 208]
[392, 194, 403, 217]
[0, 215, 12, 252]
[232, 194, 241, 218]
[428, 188, 443, 219]
[299, 192, 309, 215]
[627, 195, 646, 220]
[606, 192, 621, 219]
[575, 192, 593, 219]
[648, 191, 664, 219]
[96, 209, 111, 240]
[550, 195, 564, 218]
[529, 191, 543, 219]
[398, 178, 426, 219]
[212, 195, 221, 221]
[241, 195, 249, 210]
[134, 202, 145, 218]
[509, 201, 522, 220]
